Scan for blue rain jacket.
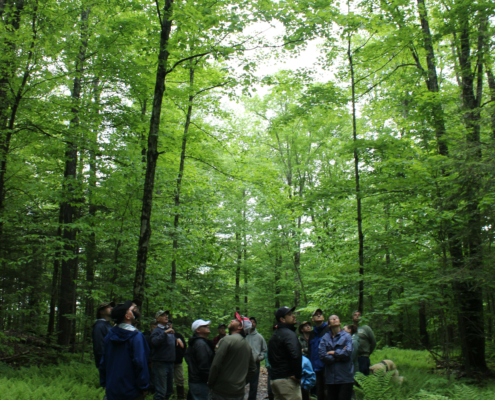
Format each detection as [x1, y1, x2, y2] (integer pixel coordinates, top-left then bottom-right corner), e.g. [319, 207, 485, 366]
[99, 326, 150, 400]
[309, 323, 329, 372]
[318, 330, 354, 384]
[301, 356, 316, 390]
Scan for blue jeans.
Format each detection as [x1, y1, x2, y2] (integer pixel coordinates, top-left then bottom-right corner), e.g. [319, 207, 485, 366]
[189, 381, 209, 400]
[358, 357, 370, 376]
[248, 361, 261, 400]
[154, 361, 174, 400]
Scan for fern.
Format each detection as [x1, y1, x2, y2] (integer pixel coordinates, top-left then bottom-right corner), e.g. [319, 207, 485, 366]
[354, 368, 400, 400]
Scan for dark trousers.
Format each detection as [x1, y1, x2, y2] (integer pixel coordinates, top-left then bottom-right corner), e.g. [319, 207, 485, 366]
[267, 368, 273, 400]
[315, 370, 326, 400]
[94, 354, 103, 369]
[189, 381, 209, 400]
[248, 361, 261, 400]
[325, 383, 353, 400]
[301, 388, 310, 400]
[358, 357, 370, 376]
[154, 361, 174, 400]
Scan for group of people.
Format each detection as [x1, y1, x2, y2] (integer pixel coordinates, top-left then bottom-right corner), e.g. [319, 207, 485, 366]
[92, 300, 377, 400]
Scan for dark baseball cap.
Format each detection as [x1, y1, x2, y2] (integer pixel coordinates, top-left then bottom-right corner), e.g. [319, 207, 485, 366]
[111, 300, 133, 323]
[275, 306, 296, 321]
[97, 301, 115, 310]
[218, 323, 226, 329]
[298, 321, 311, 333]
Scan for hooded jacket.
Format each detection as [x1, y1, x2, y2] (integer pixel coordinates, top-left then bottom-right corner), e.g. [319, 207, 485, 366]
[99, 326, 150, 400]
[245, 329, 267, 362]
[318, 330, 353, 385]
[184, 334, 215, 383]
[301, 356, 316, 391]
[151, 325, 176, 363]
[267, 323, 302, 380]
[308, 323, 330, 372]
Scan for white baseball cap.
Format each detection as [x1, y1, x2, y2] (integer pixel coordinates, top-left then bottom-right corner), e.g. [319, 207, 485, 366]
[191, 319, 211, 332]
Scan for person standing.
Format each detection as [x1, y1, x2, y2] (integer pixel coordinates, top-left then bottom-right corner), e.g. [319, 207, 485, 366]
[213, 323, 227, 347]
[343, 325, 359, 378]
[185, 319, 215, 400]
[151, 310, 177, 400]
[99, 300, 150, 400]
[268, 306, 302, 400]
[208, 314, 257, 400]
[352, 311, 376, 376]
[169, 321, 187, 400]
[298, 321, 312, 400]
[143, 320, 158, 395]
[92, 301, 115, 369]
[308, 309, 330, 400]
[318, 315, 353, 400]
[246, 316, 268, 400]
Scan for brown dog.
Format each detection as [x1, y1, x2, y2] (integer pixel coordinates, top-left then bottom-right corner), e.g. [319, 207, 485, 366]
[370, 360, 404, 384]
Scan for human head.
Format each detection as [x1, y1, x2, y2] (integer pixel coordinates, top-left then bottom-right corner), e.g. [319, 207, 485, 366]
[228, 319, 242, 334]
[328, 314, 341, 329]
[344, 324, 357, 335]
[275, 306, 297, 325]
[217, 323, 226, 335]
[111, 300, 135, 324]
[250, 317, 257, 331]
[298, 321, 312, 334]
[155, 310, 170, 325]
[150, 320, 158, 330]
[96, 301, 115, 319]
[312, 308, 324, 326]
[352, 310, 361, 324]
[192, 319, 211, 338]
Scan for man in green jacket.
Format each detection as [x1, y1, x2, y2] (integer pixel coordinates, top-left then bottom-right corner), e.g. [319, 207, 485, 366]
[208, 314, 257, 400]
[352, 311, 376, 376]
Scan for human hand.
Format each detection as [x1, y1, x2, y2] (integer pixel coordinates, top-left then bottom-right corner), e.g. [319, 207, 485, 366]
[177, 338, 184, 348]
[327, 351, 335, 355]
[289, 376, 301, 385]
[165, 328, 175, 334]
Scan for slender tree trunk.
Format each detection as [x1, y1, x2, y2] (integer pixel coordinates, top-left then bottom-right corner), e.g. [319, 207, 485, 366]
[419, 301, 429, 348]
[274, 251, 281, 309]
[58, 6, 90, 347]
[347, 30, 364, 313]
[171, 66, 194, 284]
[486, 66, 495, 138]
[47, 209, 63, 339]
[235, 231, 241, 312]
[133, 0, 174, 308]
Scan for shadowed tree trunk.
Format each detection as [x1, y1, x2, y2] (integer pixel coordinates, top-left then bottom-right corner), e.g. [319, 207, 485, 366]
[58, 6, 90, 347]
[133, 0, 173, 308]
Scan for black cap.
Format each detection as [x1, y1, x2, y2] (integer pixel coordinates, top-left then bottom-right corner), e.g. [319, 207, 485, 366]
[218, 323, 226, 329]
[275, 306, 296, 322]
[249, 317, 257, 323]
[111, 300, 133, 323]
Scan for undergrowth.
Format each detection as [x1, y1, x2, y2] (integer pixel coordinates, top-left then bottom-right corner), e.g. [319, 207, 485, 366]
[0, 359, 104, 399]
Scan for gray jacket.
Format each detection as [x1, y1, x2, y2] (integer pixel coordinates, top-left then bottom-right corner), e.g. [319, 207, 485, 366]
[246, 329, 267, 362]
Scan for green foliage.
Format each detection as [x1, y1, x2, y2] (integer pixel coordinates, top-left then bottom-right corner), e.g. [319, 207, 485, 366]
[355, 369, 400, 400]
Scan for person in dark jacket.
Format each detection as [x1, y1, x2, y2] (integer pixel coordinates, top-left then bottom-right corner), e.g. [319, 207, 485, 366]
[169, 322, 187, 400]
[298, 321, 312, 400]
[143, 320, 158, 394]
[99, 300, 150, 400]
[92, 301, 115, 369]
[152, 310, 177, 400]
[213, 323, 226, 347]
[185, 319, 214, 400]
[268, 306, 302, 400]
[318, 315, 353, 400]
[308, 309, 330, 400]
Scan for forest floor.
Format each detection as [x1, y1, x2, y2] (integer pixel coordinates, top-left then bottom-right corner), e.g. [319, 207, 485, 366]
[244, 367, 269, 400]
[1, 344, 495, 399]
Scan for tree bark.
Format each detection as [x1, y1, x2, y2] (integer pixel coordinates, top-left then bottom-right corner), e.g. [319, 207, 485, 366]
[57, 6, 90, 347]
[486, 66, 495, 138]
[419, 301, 429, 348]
[171, 66, 194, 284]
[347, 29, 364, 314]
[133, 0, 174, 308]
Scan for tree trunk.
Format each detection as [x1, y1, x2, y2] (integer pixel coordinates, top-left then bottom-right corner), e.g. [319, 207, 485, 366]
[133, 0, 174, 308]
[486, 66, 495, 138]
[347, 29, 364, 314]
[235, 231, 241, 312]
[171, 66, 194, 285]
[47, 209, 63, 340]
[57, 6, 90, 347]
[419, 301, 429, 348]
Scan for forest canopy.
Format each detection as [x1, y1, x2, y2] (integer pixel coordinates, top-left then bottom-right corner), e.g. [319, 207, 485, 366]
[1, 0, 494, 377]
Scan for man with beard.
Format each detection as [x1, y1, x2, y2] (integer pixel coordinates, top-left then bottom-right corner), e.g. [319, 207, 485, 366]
[92, 301, 115, 369]
[208, 313, 257, 400]
[268, 306, 302, 400]
[99, 300, 150, 400]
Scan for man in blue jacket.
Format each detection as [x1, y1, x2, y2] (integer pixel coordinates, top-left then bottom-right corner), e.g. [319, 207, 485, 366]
[151, 310, 177, 400]
[318, 315, 353, 400]
[92, 301, 114, 368]
[99, 300, 150, 400]
[308, 309, 329, 400]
